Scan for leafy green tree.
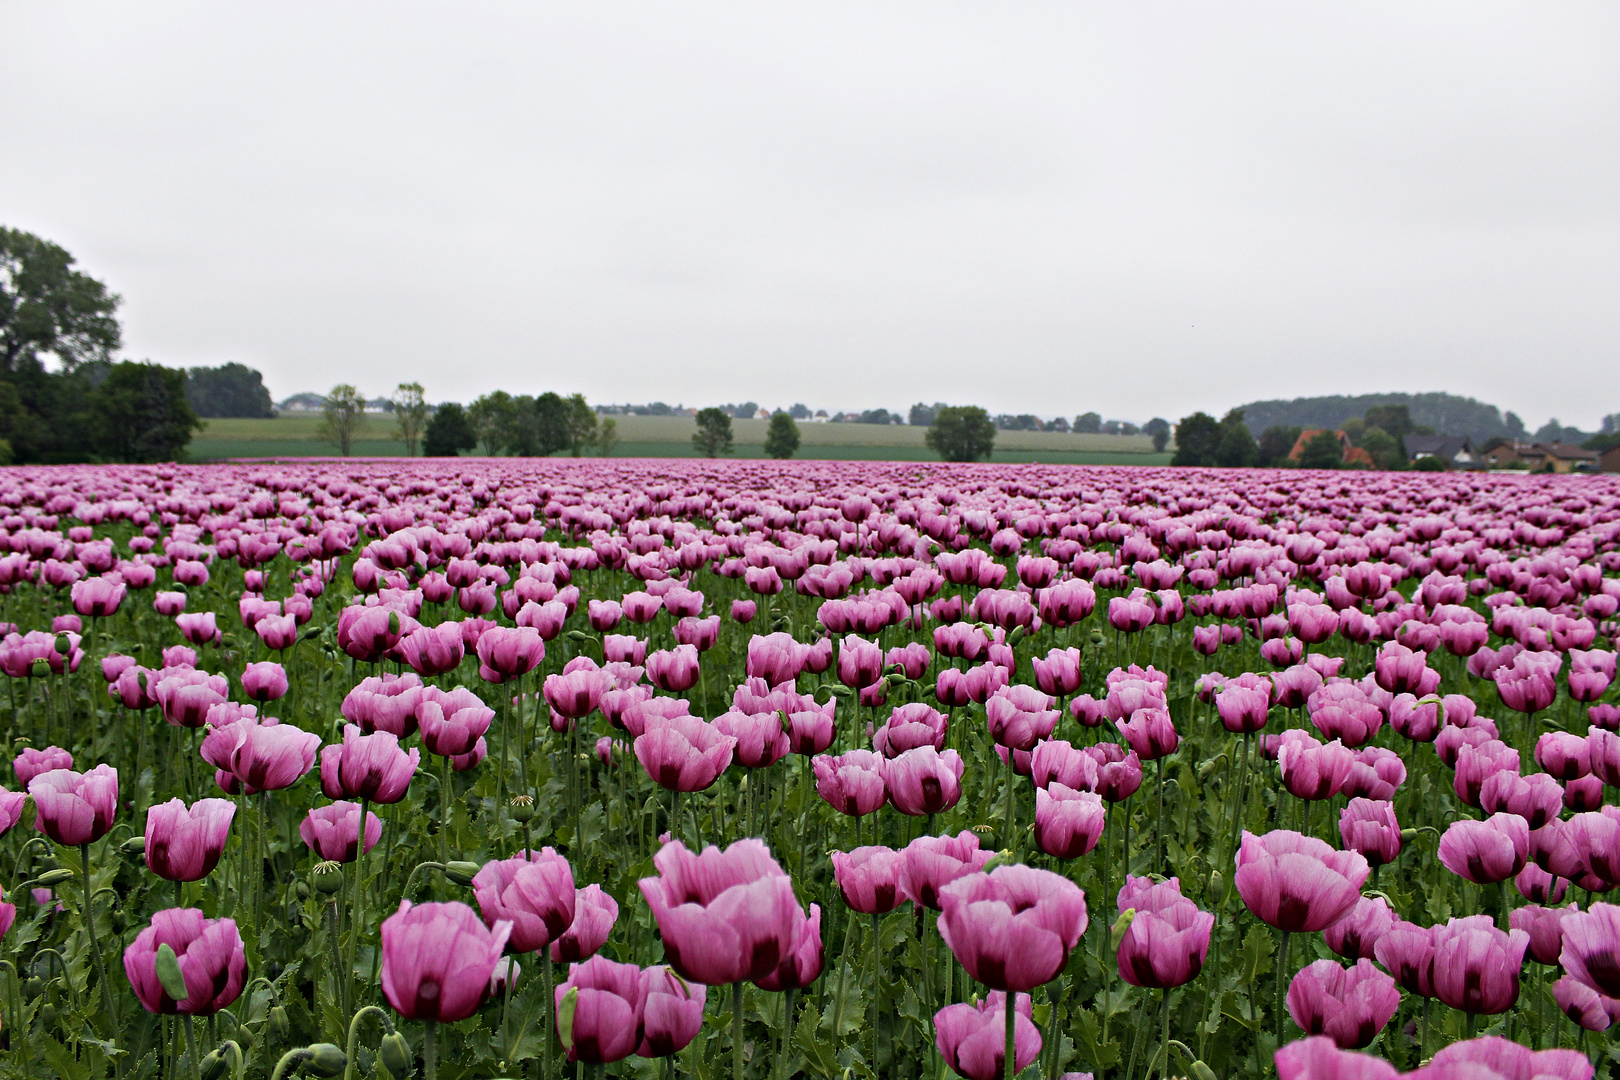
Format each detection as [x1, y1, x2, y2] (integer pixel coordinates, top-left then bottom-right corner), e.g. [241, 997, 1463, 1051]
[469, 391, 514, 455]
[1170, 412, 1219, 466]
[1257, 425, 1302, 467]
[764, 412, 801, 459]
[391, 382, 430, 456]
[318, 384, 367, 456]
[925, 405, 996, 462]
[1074, 412, 1102, 434]
[693, 407, 734, 457]
[1359, 426, 1404, 470]
[1298, 429, 1345, 469]
[789, 403, 812, 420]
[1143, 417, 1171, 452]
[563, 393, 598, 456]
[597, 417, 619, 457]
[89, 361, 202, 462]
[422, 402, 477, 456]
[185, 363, 274, 418]
[1363, 404, 1413, 444]
[1214, 409, 1258, 467]
[909, 402, 946, 427]
[1, 227, 121, 376]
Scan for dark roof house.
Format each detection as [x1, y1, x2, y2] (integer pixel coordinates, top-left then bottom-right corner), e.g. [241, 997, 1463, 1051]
[1406, 435, 1476, 467]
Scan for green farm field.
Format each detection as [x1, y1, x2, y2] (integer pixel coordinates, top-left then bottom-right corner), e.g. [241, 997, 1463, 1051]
[189, 414, 1172, 465]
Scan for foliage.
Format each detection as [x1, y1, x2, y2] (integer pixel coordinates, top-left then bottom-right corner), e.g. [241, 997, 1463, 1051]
[909, 402, 945, 427]
[317, 384, 368, 456]
[391, 382, 430, 456]
[422, 402, 477, 456]
[597, 416, 619, 457]
[1235, 391, 1527, 445]
[1170, 412, 1219, 466]
[1256, 425, 1301, 467]
[856, 408, 900, 425]
[924, 405, 996, 462]
[1359, 426, 1404, 470]
[89, 360, 204, 462]
[1074, 412, 1102, 434]
[562, 393, 598, 457]
[0, 226, 121, 375]
[764, 411, 801, 459]
[1297, 428, 1345, 469]
[1214, 409, 1258, 467]
[692, 407, 734, 457]
[186, 363, 275, 418]
[1143, 417, 1171, 452]
[1413, 454, 1447, 471]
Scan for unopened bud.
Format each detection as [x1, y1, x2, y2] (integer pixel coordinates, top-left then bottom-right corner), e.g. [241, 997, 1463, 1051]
[269, 1005, 290, 1039]
[443, 861, 480, 886]
[35, 868, 75, 887]
[388, 611, 400, 636]
[557, 986, 579, 1050]
[1207, 871, 1225, 904]
[155, 943, 190, 1001]
[1109, 908, 1137, 952]
[120, 835, 147, 856]
[1192, 1061, 1218, 1080]
[379, 1032, 412, 1077]
[1006, 625, 1026, 647]
[199, 1050, 227, 1080]
[1400, 828, 1420, 842]
[306, 1043, 348, 1077]
[509, 795, 535, 823]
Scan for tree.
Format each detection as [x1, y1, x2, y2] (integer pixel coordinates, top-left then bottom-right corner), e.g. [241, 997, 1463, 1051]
[1074, 412, 1102, 434]
[1298, 429, 1345, 470]
[392, 382, 430, 455]
[692, 407, 734, 457]
[532, 392, 572, 456]
[909, 402, 947, 427]
[1257, 425, 1302, 467]
[764, 412, 801, 459]
[318, 384, 367, 456]
[1170, 412, 1220, 466]
[925, 406, 996, 462]
[1363, 404, 1413, 444]
[186, 363, 274, 417]
[597, 417, 619, 457]
[1214, 409, 1258, 467]
[1143, 417, 1171, 452]
[789, 403, 812, 420]
[0, 227, 121, 376]
[90, 361, 203, 462]
[563, 393, 598, 456]
[1359, 426, 1404, 470]
[468, 391, 514, 455]
[422, 402, 477, 456]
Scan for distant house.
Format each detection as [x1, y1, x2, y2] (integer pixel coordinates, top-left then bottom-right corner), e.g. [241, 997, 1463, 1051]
[1601, 445, 1620, 474]
[1405, 435, 1476, 468]
[1481, 441, 1534, 468]
[1537, 443, 1599, 473]
[1288, 429, 1374, 467]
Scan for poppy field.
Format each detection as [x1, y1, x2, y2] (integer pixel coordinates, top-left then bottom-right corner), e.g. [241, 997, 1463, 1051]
[0, 459, 1618, 1080]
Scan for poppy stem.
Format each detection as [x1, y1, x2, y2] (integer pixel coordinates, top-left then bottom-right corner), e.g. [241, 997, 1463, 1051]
[424, 1020, 437, 1080]
[870, 912, 880, 1073]
[184, 1013, 202, 1080]
[544, 954, 555, 1080]
[1274, 929, 1290, 1052]
[353, 796, 368, 1003]
[733, 980, 744, 1080]
[1002, 751, 1016, 853]
[79, 842, 116, 1022]
[1003, 988, 1015, 1080]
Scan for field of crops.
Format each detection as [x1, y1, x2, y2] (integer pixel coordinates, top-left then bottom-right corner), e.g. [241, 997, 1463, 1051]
[0, 459, 1616, 1080]
[188, 416, 1170, 466]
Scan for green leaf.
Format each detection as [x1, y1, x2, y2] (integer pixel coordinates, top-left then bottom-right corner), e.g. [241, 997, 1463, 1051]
[1240, 924, 1275, 985]
[1074, 1008, 1121, 1073]
[41, 1035, 92, 1080]
[795, 1004, 840, 1080]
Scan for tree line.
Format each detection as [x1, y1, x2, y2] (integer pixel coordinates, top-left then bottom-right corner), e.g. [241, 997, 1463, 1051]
[1170, 403, 1451, 470]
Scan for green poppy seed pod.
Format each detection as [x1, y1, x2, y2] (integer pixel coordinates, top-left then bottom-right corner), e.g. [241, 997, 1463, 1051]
[54, 634, 70, 656]
[36, 868, 76, 887]
[270, 1006, 290, 1039]
[1088, 627, 1105, 646]
[30, 657, 50, 678]
[1109, 908, 1137, 952]
[509, 795, 536, 823]
[120, 835, 148, 856]
[305, 1043, 348, 1078]
[557, 986, 579, 1051]
[443, 861, 480, 886]
[199, 1049, 226, 1080]
[379, 1032, 412, 1077]
[155, 944, 190, 1001]
[312, 860, 345, 895]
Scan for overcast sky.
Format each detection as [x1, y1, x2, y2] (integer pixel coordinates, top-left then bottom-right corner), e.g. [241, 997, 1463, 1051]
[3, 3, 1617, 426]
